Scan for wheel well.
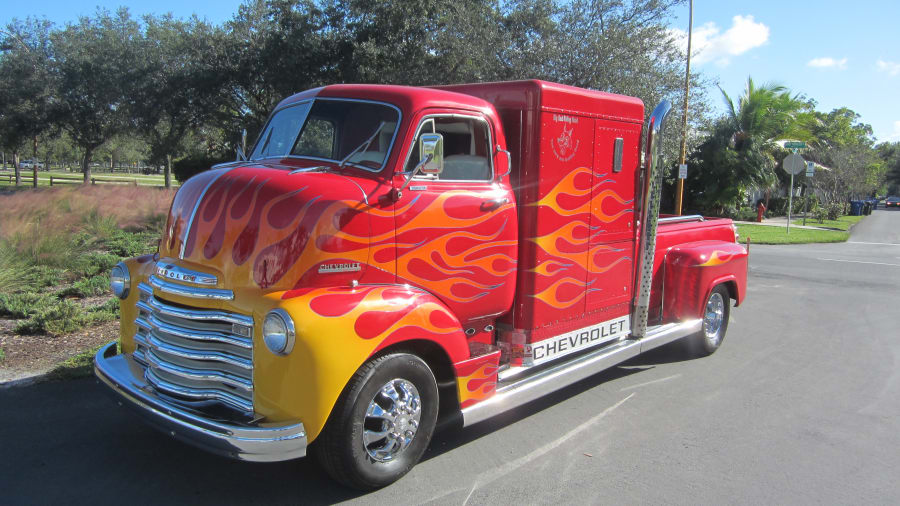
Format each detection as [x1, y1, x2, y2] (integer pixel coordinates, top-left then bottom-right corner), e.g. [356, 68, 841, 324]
[373, 340, 460, 420]
[720, 280, 738, 303]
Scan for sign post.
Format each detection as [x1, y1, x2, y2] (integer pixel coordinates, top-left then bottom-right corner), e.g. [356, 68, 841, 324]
[803, 161, 815, 226]
[782, 152, 806, 234]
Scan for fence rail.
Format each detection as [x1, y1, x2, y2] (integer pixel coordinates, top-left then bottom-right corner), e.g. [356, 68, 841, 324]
[0, 171, 177, 188]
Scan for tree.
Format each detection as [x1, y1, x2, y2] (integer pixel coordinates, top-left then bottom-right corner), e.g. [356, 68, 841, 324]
[878, 142, 900, 194]
[684, 77, 810, 213]
[131, 15, 226, 186]
[0, 18, 55, 186]
[50, 9, 141, 183]
[805, 108, 883, 203]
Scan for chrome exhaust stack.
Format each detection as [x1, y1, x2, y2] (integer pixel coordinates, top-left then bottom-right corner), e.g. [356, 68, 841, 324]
[632, 100, 673, 339]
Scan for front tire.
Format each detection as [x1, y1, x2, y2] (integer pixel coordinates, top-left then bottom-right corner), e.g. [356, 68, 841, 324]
[688, 284, 731, 356]
[312, 353, 438, 490]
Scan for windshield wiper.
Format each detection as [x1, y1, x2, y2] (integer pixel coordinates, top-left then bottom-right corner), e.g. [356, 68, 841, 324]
[338, 121, 387, 170]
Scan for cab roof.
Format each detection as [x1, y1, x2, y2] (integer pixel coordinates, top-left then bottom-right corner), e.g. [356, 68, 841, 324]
[275, 84, 497, 117]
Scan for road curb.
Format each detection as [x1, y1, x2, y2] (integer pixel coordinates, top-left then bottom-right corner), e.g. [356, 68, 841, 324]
[0, 371, 51, 390]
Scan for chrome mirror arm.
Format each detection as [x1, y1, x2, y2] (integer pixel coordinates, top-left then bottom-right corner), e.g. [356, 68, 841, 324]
[395, 154, 434, 199]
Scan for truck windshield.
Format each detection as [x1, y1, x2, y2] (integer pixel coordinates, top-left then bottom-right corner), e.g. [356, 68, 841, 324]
[250, 99, 400, 171]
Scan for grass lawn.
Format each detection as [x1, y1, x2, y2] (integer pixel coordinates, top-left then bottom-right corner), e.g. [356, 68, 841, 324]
[790, 215, 864, 231]
[1, 185, 175, 382]
[737, 223, 849, 244]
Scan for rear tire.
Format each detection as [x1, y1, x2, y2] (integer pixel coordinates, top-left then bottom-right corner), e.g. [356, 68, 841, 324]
[312, 353, 438, 490]
[688, 284, 731, 356]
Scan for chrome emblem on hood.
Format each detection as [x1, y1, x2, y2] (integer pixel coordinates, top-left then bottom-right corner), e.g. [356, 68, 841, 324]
[318, 262, 362, 274]
[156, 263, 218, 286]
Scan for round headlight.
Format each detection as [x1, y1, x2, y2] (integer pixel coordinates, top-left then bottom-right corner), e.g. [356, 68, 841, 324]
[110, 262, 131, 299]
[263, 309, 295, 356]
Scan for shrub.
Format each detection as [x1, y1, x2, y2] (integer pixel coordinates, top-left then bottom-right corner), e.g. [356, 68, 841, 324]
[173, 152, 232, 182]
[57, 274, 110, 298]
[0, 292, 56, 319]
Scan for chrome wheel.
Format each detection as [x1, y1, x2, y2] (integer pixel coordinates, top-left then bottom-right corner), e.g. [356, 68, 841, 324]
[703, 291, 726, 346]
[363, 378, 422, 462]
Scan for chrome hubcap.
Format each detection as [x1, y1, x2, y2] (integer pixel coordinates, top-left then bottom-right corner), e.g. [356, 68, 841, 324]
[703, 292, 725, 345]
[363, 378, 422, 462]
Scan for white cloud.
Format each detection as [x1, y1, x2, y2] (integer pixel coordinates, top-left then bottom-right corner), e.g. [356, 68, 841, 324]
[669, 15, 770, 66]
[807, 57, 848, 70]
[889, 121, 900, 142]
[876, 59, 900, 76]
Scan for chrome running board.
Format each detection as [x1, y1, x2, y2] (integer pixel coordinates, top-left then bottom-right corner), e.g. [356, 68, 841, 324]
[461, 319, 701, 427]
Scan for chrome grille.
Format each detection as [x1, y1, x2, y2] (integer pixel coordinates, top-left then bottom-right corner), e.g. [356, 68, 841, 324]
[135, 283, 254, 412]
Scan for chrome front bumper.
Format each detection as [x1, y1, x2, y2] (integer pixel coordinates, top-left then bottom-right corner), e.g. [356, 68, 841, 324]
[93, 341, 307, 462]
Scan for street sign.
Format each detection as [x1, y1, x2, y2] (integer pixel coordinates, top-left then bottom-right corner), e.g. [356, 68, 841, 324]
[678, 164, 687, 179]
[784, 141, 806, 149]
[783, 153, 805, 175]
[806, 161, 815, 177]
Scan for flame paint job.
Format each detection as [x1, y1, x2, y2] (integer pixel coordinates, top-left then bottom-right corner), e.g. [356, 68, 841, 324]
[256, 285, 469, 441]
[160, 166, 383, 292]
[525, 165, 636, 318]
[695, 249, 738, 267]
[379, 187, 518, 323]
[453, 345, 501, 409]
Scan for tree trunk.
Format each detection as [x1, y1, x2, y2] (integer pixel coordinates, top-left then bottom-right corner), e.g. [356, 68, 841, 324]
[14, 152, 21, 186]
[165, 154, 172, 189]
[82, 148, 93, 184]
[32, 136, 39, 188]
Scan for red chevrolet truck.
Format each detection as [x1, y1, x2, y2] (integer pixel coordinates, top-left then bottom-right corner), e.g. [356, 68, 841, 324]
[95, 80, 747, 489]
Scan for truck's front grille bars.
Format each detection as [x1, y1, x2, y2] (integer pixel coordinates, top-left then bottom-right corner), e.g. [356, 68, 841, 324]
[134, 283, 253, 413]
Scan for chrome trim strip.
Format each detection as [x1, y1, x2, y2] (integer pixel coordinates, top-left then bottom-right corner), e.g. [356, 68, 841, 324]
[146, 368, 254, 413]
[659, 215, 704, 225]
[135, 333, 253, 370]
[180, 168, 237, 259]
[136, 315, 252, 350]
[461, 319, 701, 427]
[145, 351, 252, 392]
[148, 275, 234, 301]
[633, 100, 673, 339]
[138, 284, 252, 326]
[94, 342, 307, 462]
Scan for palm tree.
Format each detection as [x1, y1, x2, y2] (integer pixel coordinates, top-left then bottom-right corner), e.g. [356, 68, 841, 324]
[720, 77, 811, 150]
[718, 77, 812, 209]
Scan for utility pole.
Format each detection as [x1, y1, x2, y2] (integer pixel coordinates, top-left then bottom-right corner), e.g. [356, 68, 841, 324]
[674, 0, 693, 216]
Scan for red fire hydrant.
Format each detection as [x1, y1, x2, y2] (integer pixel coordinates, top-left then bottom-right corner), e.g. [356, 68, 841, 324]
[756, 200, 766, 222]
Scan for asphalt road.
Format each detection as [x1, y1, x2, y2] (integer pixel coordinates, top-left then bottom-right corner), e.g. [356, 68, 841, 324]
[2, 209, 899, 505]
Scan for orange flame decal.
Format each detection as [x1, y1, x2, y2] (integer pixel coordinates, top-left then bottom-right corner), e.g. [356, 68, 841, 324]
[696, 250, 736, 267]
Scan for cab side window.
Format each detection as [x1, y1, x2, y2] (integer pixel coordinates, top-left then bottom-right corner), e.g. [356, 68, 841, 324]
[408, 116, 492, 181]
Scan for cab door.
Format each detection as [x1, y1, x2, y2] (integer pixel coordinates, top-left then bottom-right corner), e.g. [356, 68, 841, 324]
[585, 120, 643, 314]
[391, 111, 517, 324]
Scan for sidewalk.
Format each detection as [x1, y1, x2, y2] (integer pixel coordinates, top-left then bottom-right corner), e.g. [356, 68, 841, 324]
[733, 214, 837, 230]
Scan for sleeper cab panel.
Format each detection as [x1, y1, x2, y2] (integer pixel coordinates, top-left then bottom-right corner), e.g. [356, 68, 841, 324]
[517, 112, 595, 335]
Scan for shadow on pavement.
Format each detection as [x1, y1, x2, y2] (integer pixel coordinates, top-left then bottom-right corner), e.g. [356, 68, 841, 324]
[0, 344, 693, 504]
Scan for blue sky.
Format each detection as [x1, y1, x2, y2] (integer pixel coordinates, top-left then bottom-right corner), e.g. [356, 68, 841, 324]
[668, 1, 900, 143]
[3, 0, 899, 143]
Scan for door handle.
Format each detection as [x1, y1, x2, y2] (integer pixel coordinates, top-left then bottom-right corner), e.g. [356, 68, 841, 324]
[481, 197, 509, 211]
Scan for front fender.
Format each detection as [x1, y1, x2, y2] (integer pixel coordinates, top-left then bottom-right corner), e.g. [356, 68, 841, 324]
[253, 285, 469, 443]
[662, 241, 748, 322]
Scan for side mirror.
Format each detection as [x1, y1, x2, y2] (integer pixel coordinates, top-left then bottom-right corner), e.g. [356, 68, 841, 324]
[419, 133, 443, 175]
[236, 129, 249, 161]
